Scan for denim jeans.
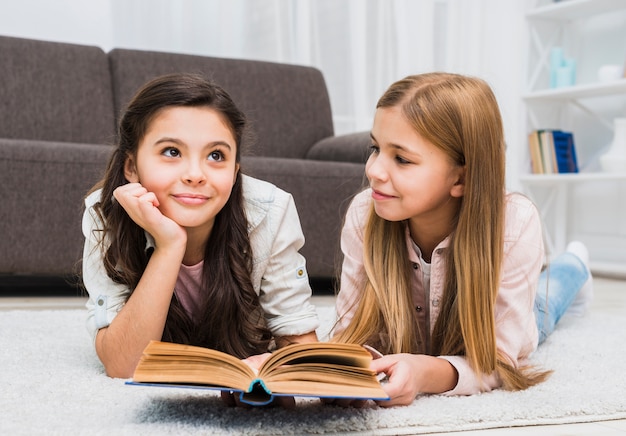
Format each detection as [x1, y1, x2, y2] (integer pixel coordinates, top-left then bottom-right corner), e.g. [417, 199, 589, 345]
[534, 252, 589, 344]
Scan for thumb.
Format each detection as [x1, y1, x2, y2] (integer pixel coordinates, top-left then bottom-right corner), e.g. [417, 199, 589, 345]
[370, 355, 393, 374]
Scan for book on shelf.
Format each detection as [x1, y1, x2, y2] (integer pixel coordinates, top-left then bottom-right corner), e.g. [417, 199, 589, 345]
[527, 129, 579, 174]
[552, 130, 579, 173]
[128, 340, 389, 406]
[527, 130, 543, 174]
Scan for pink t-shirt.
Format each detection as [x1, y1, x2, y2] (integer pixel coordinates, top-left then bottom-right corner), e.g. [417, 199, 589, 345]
[175, 261, 204, 318]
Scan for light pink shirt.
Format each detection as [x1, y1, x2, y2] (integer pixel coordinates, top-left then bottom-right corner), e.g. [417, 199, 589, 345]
[176, 262, 204, 318]
[335, 189, 544, 396]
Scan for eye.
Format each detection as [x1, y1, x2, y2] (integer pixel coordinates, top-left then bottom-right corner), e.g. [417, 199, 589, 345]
[395, 155, 411, 165]
[208, 150, 225, 161]
[369, 144, 380, 155]
[162, 147, 180, 158]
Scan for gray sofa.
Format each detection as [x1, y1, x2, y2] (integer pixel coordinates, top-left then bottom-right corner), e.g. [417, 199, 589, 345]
[0, 35, 370, 294]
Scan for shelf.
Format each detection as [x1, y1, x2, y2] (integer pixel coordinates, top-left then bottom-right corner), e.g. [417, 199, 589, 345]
[523, 79, 626, 102]
[589, 260, 626, 278]
[520, 172, 626, 185]
[527, 0, 626, 21]
[523, 0, 626, 279]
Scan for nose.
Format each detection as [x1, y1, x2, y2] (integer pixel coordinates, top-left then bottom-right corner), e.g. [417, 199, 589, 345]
[182, 160, 206, 185]
[365, 153, 388, 183]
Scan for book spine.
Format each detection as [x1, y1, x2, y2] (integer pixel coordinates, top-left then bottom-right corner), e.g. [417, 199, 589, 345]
[538, 130, 555, 174]
[552, 130, 579, 173]
[528, 131, 544, 174]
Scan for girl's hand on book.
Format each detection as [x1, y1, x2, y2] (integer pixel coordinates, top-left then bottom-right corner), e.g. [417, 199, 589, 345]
[370, 354, 422, 407]
[319, 343, 385, 408]
[370, 353, 457, 407]
[242, 352, 271, 375]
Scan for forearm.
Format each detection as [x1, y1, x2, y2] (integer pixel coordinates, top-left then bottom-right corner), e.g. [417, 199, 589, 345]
[417, 355, 459, 394]
[95, 245, 184, 378]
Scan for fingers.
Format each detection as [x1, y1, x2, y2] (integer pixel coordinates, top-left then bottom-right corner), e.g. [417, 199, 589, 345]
[242, 353, 271, 373]
[112, 184, 185, 247]
[220, 390, 236, 407]
[375, 394, 413, 408]
[369, 355, 393, 373]
[274, 395, 296, 409]
[114, 183, 159, 209]
[220, 391, 252, 409]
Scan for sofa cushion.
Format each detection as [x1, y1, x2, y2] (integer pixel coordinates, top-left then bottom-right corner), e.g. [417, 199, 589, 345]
[108, 48, 334, 159]
[307, 131, 372, 164]
[0, 36, 115, 145]
[0, 139, 112, 276]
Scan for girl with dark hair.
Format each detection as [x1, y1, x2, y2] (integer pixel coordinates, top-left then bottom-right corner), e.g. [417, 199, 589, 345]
[82, 73, 319, 383]
[331, 72, 592, 406]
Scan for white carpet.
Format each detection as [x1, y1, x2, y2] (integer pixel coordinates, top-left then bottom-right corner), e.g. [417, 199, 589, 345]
[1, 306, 625, 435]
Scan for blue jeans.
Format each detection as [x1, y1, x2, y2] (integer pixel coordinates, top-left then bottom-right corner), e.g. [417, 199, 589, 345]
[534, 252, 589, 344]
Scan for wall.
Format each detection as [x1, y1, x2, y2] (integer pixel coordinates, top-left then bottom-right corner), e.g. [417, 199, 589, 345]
[0, 0, 114, 48]
[2, 0, 623, 270]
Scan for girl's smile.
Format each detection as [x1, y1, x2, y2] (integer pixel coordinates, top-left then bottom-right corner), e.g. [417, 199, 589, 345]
[171, 193, 211, 205]
[370, 188, 397, 201]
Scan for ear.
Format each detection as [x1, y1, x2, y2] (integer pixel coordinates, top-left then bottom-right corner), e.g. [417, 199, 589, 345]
[233, 163, 240, 183]
[124, 155, 140, 183]
[450, 166, 465, 198]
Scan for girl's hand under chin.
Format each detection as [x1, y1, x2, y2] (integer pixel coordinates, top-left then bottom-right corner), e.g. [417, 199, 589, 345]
[113, 183, 187, 248]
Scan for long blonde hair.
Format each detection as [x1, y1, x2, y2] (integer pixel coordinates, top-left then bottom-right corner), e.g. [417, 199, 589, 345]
[335, 72, 549, 390]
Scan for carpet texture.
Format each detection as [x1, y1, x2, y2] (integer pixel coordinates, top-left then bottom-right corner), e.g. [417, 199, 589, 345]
[1, 306, 625, 435]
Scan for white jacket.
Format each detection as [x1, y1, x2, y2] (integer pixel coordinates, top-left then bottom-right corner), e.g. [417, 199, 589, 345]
[82, 175, 319, 342]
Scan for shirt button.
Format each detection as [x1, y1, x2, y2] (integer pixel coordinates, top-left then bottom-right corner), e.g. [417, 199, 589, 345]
[432, 299, 440, 307]
[415, 306, 422, 312]
[97, 298, 105, 306]
[412, 263, 419, 270]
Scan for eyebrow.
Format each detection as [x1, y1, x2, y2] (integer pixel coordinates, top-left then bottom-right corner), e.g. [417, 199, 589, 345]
[370, 132, 415, 154]
[154, 137, 233, 150]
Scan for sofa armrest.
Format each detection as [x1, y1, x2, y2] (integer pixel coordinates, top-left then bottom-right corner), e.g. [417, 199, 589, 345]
[306, 131, 371, 164]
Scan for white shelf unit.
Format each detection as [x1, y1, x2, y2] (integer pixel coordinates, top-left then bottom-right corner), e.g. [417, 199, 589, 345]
[522, 0, 626, 277]
[526, 0, 625, 21]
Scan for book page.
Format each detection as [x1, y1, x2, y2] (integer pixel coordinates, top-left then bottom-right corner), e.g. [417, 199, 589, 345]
[258, 342, 372, 377]
[132, 341, 256, 391]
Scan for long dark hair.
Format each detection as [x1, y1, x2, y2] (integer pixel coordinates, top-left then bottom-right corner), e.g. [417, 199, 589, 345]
[89, 73, 271, 358]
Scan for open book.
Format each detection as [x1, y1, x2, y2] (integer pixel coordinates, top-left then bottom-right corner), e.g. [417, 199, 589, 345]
[129, 340, 389, 406]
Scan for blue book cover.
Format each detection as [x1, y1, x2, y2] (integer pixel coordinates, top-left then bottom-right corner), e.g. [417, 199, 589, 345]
[551, 130, 579, 173]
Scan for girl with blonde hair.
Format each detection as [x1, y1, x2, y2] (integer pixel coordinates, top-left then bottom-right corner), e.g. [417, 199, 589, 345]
[333, 72, 592, 406]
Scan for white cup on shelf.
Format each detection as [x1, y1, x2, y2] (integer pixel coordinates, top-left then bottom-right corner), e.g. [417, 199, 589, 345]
[597, 64, 623, 83]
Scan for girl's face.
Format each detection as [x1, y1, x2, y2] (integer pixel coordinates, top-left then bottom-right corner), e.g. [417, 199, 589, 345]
[124, 106, 239, 235]
[366, 106, 464, 231]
